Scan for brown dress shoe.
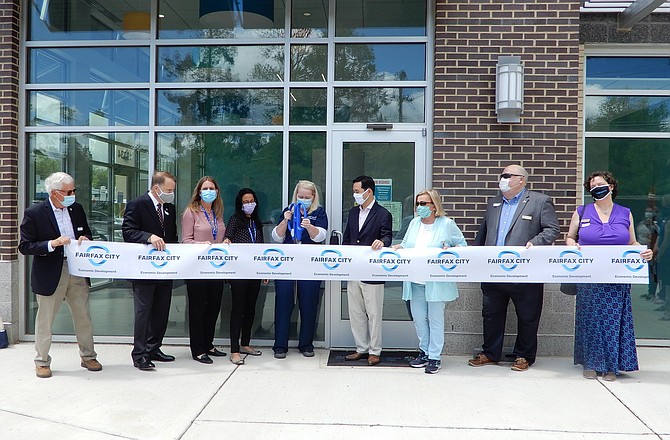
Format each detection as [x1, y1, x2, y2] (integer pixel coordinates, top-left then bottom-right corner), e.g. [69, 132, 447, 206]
[367, 354, 381, 366]
[468, 353, 497, 367]
[36, 366, 52, 378]
[345, 352, 366, 361]
[81, 359, 103, 371]
[511, 357, 529, 371]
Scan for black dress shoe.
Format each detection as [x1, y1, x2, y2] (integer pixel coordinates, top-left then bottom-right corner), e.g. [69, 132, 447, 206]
[193, 353, 213, 364]
[207, 348, 227, 357]
[149, 350, 175, 362]
[133, 357, 155, 370]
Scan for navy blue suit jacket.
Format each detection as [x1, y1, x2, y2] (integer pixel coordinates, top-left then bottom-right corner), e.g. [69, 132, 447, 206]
[19, 200, 92, 295]
[122, 192, 178, 284]
[342, 201, 393, 284]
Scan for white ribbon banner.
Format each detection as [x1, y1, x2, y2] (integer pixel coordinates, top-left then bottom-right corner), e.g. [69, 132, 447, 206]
[64, 241, 649, 284]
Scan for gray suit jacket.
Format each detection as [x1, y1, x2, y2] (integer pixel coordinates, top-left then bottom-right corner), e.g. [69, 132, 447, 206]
[473, 189, 559, 246]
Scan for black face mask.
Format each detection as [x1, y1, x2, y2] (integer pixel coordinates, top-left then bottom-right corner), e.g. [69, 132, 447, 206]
[590, 184, 611, 201]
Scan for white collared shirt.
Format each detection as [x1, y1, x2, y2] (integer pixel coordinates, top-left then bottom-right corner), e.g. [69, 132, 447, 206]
[47, 198, 76, 252]
[358, 199, 376, 231]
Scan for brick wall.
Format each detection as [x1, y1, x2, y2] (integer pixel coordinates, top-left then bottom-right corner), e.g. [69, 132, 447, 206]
[0, 0, 20, 261]
[434, 0, 581, 239]
[433, 0, 581, 356]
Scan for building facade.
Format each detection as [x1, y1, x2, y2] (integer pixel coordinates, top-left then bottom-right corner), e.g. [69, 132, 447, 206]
[1, 0, 668, 354]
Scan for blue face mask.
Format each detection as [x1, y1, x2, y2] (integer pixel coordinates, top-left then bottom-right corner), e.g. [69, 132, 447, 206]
[61, 195, 76, 207]
[200, 189, 217, 203]
[416, 205, 432, 219]
[298, 198, 312, 210]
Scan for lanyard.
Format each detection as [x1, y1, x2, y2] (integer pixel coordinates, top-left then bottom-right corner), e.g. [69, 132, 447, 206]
[248, 220, 257, 243]
[200, 206, 218, 240]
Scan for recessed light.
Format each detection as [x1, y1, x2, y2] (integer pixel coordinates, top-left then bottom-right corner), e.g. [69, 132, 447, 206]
[303, 12, 311, 17]
[158, 14, 165, 18]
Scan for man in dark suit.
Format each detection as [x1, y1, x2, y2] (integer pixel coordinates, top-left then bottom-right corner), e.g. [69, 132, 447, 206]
[469, 165, 560, 371]
[19, 172, 102, 378]
[122, 171, 178, 370]
[342, 175, 393, 366]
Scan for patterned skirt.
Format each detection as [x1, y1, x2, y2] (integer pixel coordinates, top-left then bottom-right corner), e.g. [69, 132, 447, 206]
[574, 283, 639, 374]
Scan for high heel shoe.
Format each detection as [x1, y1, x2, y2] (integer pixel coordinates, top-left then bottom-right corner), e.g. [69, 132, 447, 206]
[230, 354, 245, 365]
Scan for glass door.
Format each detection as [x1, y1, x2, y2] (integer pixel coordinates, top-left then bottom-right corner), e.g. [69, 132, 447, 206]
[327, 129, 428, 349]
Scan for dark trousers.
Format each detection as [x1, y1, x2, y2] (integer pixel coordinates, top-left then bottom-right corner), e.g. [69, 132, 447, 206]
[229, 279, 261, 353]
[480, 282, 544, 364]
[131, 281, 173, 362]
[273, 279, 322, 354]
[186, 279, 224, 357]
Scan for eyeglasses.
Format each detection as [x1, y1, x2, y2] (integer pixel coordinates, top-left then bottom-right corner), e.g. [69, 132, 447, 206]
[500, 173, 523, 179]
[415, 201, 434, 206]
[55, 188, 77, 196]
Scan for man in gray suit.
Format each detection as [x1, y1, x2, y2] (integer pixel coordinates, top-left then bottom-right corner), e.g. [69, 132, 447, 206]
[469, 165, 559, 371]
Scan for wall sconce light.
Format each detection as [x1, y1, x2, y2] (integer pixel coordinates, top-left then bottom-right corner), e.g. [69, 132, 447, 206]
[495, 56, 524, 123]
[122, 12, 150, 40]
[200, 0, 274, 29]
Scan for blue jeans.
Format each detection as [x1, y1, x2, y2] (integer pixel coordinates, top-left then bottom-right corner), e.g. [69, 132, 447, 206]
[273, 279, 322, 353]
[409, 283, 446, 361]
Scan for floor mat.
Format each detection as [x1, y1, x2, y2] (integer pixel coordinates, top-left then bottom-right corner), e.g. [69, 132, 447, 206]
[327, 350, 420, 367]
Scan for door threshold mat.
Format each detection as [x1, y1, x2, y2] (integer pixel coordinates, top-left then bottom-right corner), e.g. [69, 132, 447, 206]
[327, 350, 420, 367]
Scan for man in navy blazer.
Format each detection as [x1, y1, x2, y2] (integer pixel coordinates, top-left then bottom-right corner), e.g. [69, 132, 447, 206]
[19, 172, 102, 378]
[342, 175, 393, 366]
[122, 171, 179, 370]
[469, 165, 559, 372]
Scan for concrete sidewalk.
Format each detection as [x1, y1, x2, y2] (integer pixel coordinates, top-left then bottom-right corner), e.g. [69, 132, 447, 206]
[0, 343, 668, 439]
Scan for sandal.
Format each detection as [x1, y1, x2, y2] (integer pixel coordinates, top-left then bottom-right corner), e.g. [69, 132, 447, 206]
[240, 347, 262, 356]
[230, 354, 245, 365]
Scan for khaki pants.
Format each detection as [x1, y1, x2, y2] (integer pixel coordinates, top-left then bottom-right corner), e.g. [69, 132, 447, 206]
[346, 281, 384, 356]
[34, 261, 96, 367]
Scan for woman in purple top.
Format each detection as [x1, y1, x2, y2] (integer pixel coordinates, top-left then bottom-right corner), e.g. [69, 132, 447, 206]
[566, 171, 652, 381]
[182, 176, 227, 364]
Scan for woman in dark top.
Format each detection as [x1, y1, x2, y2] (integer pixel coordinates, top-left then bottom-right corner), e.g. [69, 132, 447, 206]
[223, 188, 264, 365]
[271, 180, 328, 359]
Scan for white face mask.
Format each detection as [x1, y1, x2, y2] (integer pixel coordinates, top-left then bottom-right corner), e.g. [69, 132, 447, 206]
[498, 178, 511, 193]
[242, 202, 256, 215]
[353, 190, 369, 206]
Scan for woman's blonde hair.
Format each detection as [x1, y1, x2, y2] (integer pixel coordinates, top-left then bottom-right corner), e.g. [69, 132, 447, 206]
[291, 180, 321, 214]
[185, 176, 224, 219]
[416, 189, 445, 217]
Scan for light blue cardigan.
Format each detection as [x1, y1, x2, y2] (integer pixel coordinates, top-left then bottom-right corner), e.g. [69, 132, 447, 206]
[400, 216, 467, 302]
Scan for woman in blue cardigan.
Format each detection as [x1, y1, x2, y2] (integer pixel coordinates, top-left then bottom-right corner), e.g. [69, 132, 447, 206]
[392, 189, 466, 374]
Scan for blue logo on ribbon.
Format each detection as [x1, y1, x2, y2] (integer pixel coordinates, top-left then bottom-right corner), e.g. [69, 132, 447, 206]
[149, 248, 170, 268]
[498, 250, 520, 272]
[559, 249, 583, 272]
[86, 245, 110, 266]
[379, 251, 401, 272]
[437, 250, 460, 272]
[263, 248, 285, 269]
[208, 247, 229, 268]
[622, 250, 645, 272]
[320, 249, 342, 270]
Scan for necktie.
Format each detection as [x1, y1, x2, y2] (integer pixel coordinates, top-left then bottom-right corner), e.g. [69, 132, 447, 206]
[157, 204, 164, 229]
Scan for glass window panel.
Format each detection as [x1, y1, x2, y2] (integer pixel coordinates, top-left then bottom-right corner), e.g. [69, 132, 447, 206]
[158, 46, 284, 83]
[27, 131, 149, 335]
[586, 57, 670, 91]
[158, 0, 285, 39]
[335, 0, 426, 37]
[335, 44, 425, 82]
[585, 96, 670, 132]
[334, 87, 425, 123]
[290, 45, 328, 82]
[289, 132, 327, 207]
[291, 0, 328, 38]
[28, 90, 149, 126]
[28, 0, 151, 41]
[156, 89, 283, 126]
[289, 88, 327, 125]
[29, 48, 150, 84]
